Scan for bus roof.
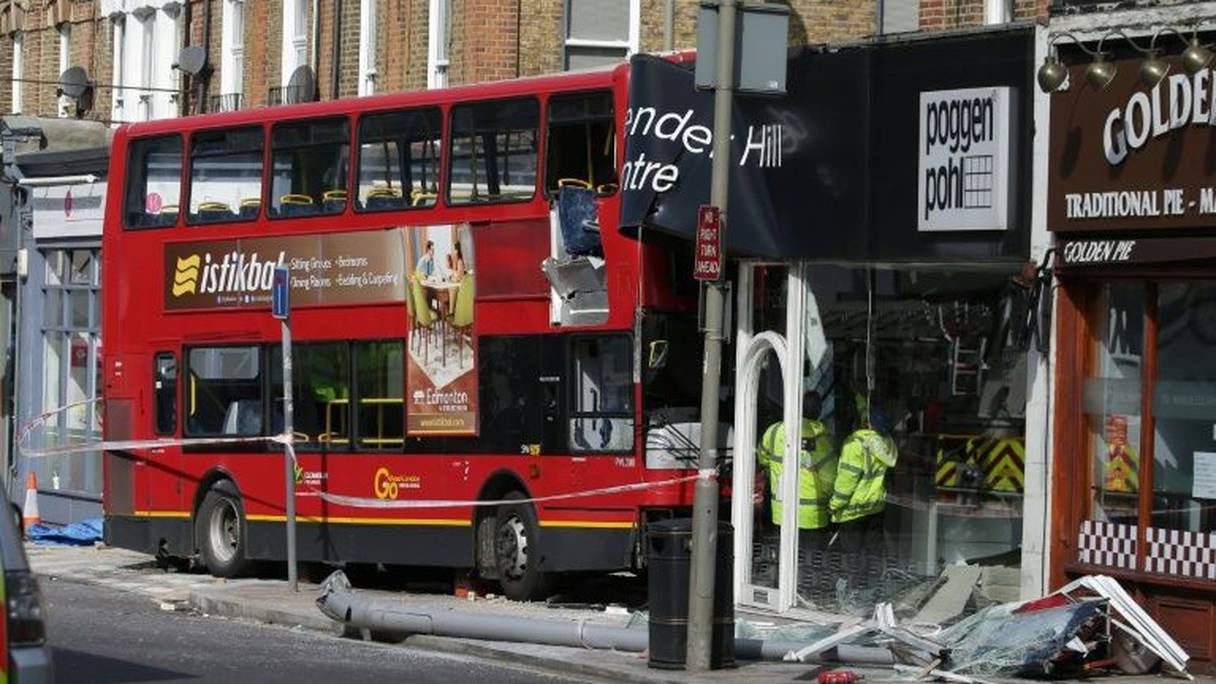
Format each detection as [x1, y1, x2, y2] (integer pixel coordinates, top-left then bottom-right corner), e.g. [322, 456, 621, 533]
[121, 62, 629, 138]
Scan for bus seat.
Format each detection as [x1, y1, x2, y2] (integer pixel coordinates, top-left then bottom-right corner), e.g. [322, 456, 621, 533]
[556, 178, 592, 189]
[322, 189, 348, 213]
[238, 198, 261, 220]
[222, 399, 263, 436]
[196, 201, 234, 223]
[279, 194, 315, 217]
[411, 191, 437, 207]
[554, 186, 602, 257]
[366, 187, 407, 210]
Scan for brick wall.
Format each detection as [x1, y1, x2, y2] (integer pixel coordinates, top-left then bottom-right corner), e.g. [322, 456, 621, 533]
[518, 0, 561, 77]
[245, 0, 273, 108]
[405, 0, 428, 90]
[922, 0, 1048, 31]
[449, 0, 519, 86]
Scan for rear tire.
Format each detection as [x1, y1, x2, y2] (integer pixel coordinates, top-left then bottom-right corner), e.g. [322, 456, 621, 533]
[197, 484, 252, 578]
[494, 492, 550, 602]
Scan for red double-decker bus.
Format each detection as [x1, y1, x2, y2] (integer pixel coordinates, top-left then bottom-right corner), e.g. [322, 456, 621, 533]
[101, 64, 708, 600]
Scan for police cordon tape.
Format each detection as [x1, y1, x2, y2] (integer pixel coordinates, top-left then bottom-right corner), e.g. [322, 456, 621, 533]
[17, 405, 714, 509]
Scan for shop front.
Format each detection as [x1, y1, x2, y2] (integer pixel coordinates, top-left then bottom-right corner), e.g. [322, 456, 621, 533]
[622, 25, 1049, 616]
[1048, 51, 1216, 665]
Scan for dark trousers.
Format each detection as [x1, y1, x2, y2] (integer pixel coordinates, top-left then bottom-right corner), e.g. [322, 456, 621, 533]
[837, 513, 885, 591]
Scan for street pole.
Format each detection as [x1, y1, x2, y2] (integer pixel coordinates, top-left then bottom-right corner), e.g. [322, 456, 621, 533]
[281, 318, 298, 593]
[686, 0, 736, 671]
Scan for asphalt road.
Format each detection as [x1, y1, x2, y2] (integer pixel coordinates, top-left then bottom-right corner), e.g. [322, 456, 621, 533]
[43, 577, 590, 684]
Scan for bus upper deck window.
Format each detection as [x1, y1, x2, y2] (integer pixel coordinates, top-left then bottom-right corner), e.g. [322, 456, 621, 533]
[545, 91, 616, 196]
[124, 135, 183, 229]
[269, 118, 350, 219]
[357, 108, 442, 211]
[448, 98, 538, 205]
[188, 127, 265, 224]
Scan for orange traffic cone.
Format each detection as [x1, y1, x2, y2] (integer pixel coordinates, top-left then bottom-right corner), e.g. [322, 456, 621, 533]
[22, 471, 40, 536]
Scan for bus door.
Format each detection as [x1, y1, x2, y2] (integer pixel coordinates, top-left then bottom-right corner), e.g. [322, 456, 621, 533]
[147, 350, 184, 513]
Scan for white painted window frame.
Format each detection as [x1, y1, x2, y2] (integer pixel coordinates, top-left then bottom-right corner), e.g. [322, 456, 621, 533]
[110, 16, 124, 123]
[426, 0, 450, 89]
[11, 31, 22, 114]
[221, 0, 245, 100]
[57, 22, 71, 117]
[562, 0, 639, 70]
[138, 12, 154, 121]
[281, 0, 307, 87]
[358, 0, 376, 96]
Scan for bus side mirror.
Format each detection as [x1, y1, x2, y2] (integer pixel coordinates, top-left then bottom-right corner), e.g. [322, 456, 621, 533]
[648, 340, 669, 370]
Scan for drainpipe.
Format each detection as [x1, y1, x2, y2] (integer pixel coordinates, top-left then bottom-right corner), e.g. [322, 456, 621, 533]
[331, 0, 342, 100]
[664, 0, 674, 51]
[199, 0, 212, 113]
[984, 0, 1010, 24]
[311, 0, 320, 84]
[315, 571, 817, 662]
[182, 0, 193, 115]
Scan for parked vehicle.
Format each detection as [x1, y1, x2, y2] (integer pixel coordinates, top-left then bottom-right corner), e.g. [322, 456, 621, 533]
[0, 492, 53, 682]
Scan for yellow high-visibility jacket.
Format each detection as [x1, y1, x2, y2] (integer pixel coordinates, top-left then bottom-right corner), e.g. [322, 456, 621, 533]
[831, 428, 897, 524]
[757, 419, 836, 530]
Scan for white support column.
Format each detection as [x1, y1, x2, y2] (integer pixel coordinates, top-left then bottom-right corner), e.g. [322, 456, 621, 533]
[1019, 22, 1054, 600]
[777, 262, 808, 611]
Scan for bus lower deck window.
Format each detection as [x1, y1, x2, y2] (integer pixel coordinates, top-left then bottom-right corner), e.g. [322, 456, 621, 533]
[124, 135, 183, 229]
[269, 118, 351, 218]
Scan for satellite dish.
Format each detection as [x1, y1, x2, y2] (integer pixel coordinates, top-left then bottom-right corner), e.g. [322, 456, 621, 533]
[174, 46, 208, 76]
[57, 66, 91, 100]
[285, 65, 317, 104]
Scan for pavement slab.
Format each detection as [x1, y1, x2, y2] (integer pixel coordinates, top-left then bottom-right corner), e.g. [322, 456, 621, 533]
[24, 544, 1216, 684]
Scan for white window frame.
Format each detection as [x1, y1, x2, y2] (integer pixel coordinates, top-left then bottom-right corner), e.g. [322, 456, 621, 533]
[221, 0, 245, 102]
[281, 0, 307, 87]
[562, 0, 639, 71]
[138, 13, 154, 121]
[57, 23, 71, 117]
[110, 17, 123, 123]
[426, 0, 449, 89]
[358, 0, 376, 96]
[11, 31, 22, 114]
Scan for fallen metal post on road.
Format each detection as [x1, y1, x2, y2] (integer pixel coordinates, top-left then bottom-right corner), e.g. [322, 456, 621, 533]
[315, 571, 804, 661]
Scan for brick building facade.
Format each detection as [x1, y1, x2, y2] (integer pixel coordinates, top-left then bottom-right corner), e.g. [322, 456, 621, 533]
[0, 0, 1047, 122]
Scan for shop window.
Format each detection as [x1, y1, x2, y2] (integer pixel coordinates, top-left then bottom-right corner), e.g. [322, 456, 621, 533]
[1151, 282, 1216, 537]
[269, 118, 350, 218]
[448, 98, 538, 205]
[124, 135, 183, 228]
[188, 127, 264, 224]
[570, 336, 633, 452]
[1084, 283, 1144, 530]
[545, 91, 616, 195]
[186, 346, 263, 436]
[356, 108, 442, 211]
[354, 341, 404, 450]
[154, 353, 177, 436]
[271, 342, 351, 450]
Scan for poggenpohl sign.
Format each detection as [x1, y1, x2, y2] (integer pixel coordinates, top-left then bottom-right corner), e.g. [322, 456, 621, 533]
[620, 28, 1033, 262]
[918, 87, 1012, 232]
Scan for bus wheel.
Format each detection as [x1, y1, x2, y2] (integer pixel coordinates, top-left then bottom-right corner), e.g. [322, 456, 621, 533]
[197, 485, 251, 578]
[494, 492, 550, 601]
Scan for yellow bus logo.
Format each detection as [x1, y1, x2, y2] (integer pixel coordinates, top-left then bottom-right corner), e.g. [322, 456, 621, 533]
[172, 255, 201, 297]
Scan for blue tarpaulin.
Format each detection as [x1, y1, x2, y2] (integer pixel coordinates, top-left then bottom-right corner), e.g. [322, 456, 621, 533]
[28, 518, 102, 546]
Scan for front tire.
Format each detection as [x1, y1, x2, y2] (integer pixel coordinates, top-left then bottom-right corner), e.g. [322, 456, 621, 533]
[197, 484, 251, 578]
[494, 492, 550, 601]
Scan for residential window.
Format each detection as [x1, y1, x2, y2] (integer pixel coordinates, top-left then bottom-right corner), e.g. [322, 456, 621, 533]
[124, 135, 183, 228]
[269, 118, 350, 217]
[219, 0, 245, 110]
[154, 353, 177, 436]
[281, 0, 307, 87]
[358, 0, 376, 96]
[564, 0, 638, 70]
[10, 31, 21, 114]
[271, 343, 351, 450]
[188, 127, 265, 224]
[356, 108, 442, 210]
[447, 98, 538, 205]
[186, 347, 263, 437]
[57, 22, 70, 117]
[880, 0, 919, 34]
[569, 336, 633, 452]
[110, 17, 124, 121]
[354, 341, 404, 450]
[427, 0, 450, 88]
[545, 91, 616, 195]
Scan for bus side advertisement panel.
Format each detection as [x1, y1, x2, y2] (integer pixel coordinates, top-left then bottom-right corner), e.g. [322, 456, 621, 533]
[404, 224, 478, 437]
